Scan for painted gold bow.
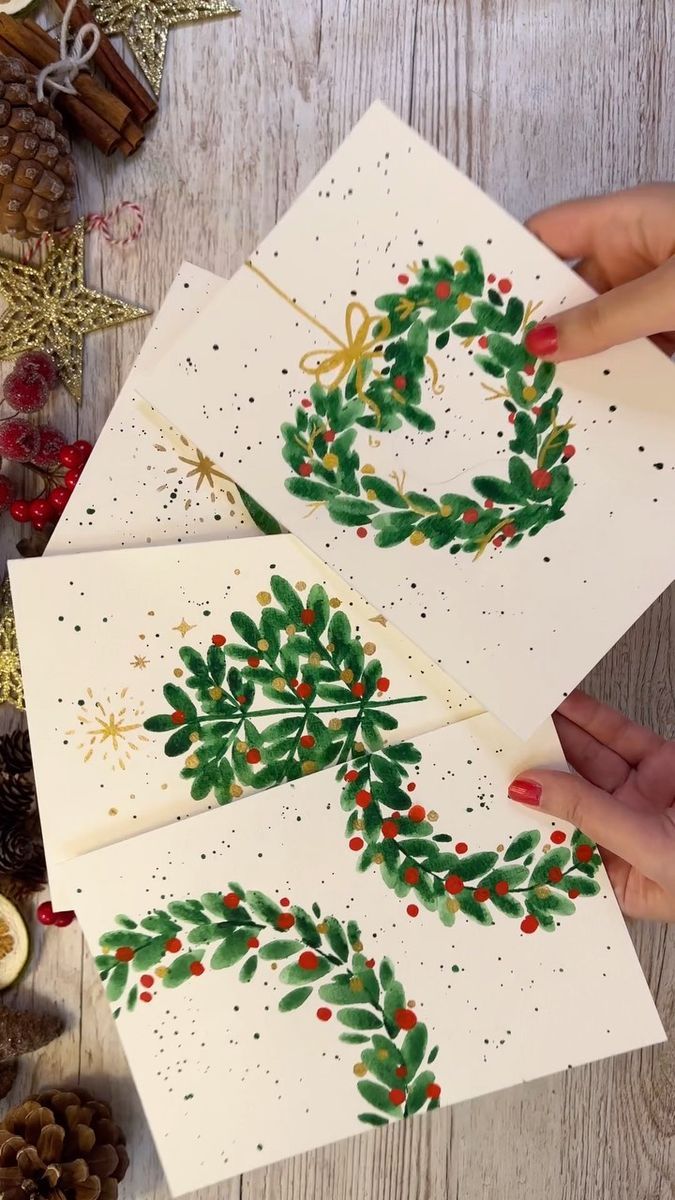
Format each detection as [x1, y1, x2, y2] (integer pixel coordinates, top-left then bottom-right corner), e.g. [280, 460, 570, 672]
[299, 302, 391, 421]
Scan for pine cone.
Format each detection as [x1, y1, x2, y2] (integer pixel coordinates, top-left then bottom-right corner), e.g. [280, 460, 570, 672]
[0, 54, 75, 240]
[0, 731, 32, 777]
[0, 1087, 129, 1200]
[0, 773, 34, 819]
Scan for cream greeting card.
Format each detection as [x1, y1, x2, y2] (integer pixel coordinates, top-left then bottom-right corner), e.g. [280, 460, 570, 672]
[139, 102, 675, 738]
[69, 713, 664, 1194]
[10, 534, 480, 907]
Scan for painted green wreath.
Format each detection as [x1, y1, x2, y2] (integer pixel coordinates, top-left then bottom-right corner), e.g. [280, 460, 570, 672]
[280, 248, 576, 556]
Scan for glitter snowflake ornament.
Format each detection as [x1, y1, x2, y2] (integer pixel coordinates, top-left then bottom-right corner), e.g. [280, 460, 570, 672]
[88, 0, 239, 95]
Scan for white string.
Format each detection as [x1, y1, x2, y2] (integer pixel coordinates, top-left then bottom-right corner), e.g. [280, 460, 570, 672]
[36, 0, 101, 102]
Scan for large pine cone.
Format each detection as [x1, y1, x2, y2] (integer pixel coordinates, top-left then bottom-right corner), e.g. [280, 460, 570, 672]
[0, 1087, 129, 1200]
[0, 54, 76, 239]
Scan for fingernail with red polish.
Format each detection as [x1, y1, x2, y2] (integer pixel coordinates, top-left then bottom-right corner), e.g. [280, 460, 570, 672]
[524, 322, 559, 358]
[508, 778, 542, 806]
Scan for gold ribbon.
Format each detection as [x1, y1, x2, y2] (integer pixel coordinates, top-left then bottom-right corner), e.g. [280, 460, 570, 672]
[299, 302, 391, 421]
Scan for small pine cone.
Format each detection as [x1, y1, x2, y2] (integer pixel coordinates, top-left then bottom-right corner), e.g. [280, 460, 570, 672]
[0, 822, 34, 874]
[0, 54, 76, 240]
[0, 730, 32, 776]
[0, 771, 35, 818]
[0, 1087, 129, 1200]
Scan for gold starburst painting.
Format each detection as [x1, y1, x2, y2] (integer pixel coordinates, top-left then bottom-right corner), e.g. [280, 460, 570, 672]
[66, 687, 149, 771]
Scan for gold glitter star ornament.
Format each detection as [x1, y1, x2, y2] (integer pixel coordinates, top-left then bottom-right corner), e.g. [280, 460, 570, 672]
[0, 578, 23, 710]
[0, 223, 149, 402]
[90, 0, 239, 95]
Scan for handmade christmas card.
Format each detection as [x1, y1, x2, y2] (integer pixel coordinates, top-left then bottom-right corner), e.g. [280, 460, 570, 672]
[69, 712, 664, 1194]
[138, 102, 675, 738]
[9, 534, 480, 908]
[47, 261, 276, 558]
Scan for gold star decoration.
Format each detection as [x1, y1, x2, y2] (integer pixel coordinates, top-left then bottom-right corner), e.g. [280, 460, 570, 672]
[173, 617, 196, 638]
[131, 655, 149, 669]
[0, 223, 149, 402]
[89, 0, 239, 95]
[179, 448, 229, 492]
[0, 579, 23, 710]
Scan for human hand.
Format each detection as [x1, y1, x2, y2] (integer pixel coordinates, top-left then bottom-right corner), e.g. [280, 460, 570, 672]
[524, 183, 675, 361]
[508, 690, 675, 922]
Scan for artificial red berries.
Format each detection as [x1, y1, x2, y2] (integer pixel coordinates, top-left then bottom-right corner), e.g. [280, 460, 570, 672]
[37, 900, 76, 927]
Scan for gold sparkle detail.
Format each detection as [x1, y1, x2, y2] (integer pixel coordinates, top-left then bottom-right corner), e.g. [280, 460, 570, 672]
[173, 617, 196, 638]
[0, 223, 147, 401]
[131, 655, 149, 670]
[178, 448, 229, 493]
[353, 1062, 367, 1077]
[66, 687, 148, 771]
[89, 0, 238, 95]
[257, 591, 271, 606]
[0, 578, 23, 709]
[370, 614, 388, 628]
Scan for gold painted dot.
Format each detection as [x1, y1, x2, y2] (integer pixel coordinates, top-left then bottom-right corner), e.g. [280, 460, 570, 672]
[457, 293, 472, 311]
[301, 760, 317, 775]
[496, 843, 505, 852]
[234, 569, 241, 576]
[373, 853, 384, 864]
[353, 1062, 368, 1077]
[189, 731, 200, 743]
[354, 819, 364, 831]
[147, 610, 155, 616]
[377, 1049, 389, 1061]
[542, 844, 551, 854]
[427, 810, 438, 822]
[295, 580, 307, 591]
[139, 633, 146, 640]
[341, 668, 354, 684]
[327, 643, 335, 652]
[353, 741, 365, 754]
[272, 677, 286, 692]
[257, 639, 269, 651]
[447, 898, 460, 913]
[352, 940, 363, 952]
[161, 783, 168, 791]
[108, 807, 118, 816]
[286, 623, 296, 636]
[407, 1000, 416, 1009]
[156, 966, 168, 979]
[523, 386, 537, 402]
[257, 590, 271, 605]
[185, 754, 200, 769]
[101, 946, 110, 955]
[271, 963, 277, 971]
[235, 741, 248, 753]
[209, 686, 223, 700]
[309, 651, 322, 666]
[363, 641, 376, 655]
[329, 597, 341, 609]
[230, 784, 243, 798]
[366, 489, 376, 500]
[361, 464, 375, 475]
[410, 530, 426, 546]
[349, 978, 364, 992]
[454, 259, 467, 272]
[317, 922, 328, 934]
[440, 504, 453, 518]
[173, 668, 184, 678]
[323, 453, 339, 470]
[535, 885, 549, 899]
[328, 718, 343, 731]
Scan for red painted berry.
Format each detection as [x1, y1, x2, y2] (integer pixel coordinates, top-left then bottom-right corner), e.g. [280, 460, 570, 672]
[406, 904, 419, 918]
[298, 462, 312, 476]
[389, 1088, 406, 1106]
[408, 805, 426, 823]
[406, 782, 416, 792]
[296, 682, 312, 700]
[395, 1065, 407, 1078]
[355, 789, 371, 809]
[189, 961, 205, 976]
[33, 425, 67, 469]
[301, 608, 315, 626]
[393, 375, 407, 392]
[351, 682, 365, 698]
[223, 892, 240, 909]
[493, 536, 504, 548]
[508, 412, 517, 424]
[316, 1007, 332, 1021]
[165, 937, 182, 952]
[478, 336, 489, 349]
[487, 273, 496, 284]
[550, 830, 566, 845]
[356, 527, 368, 538]
[532, 405, 541, 415]
[344, 769, 359, 783]
[484, 499, 494, 509]
[502, 523, 517, 538]
[0, 474, 14, 513]
[404, 867, 419, 885]
[575, 843, 594, 863]
[116, 947, 135, 962]
[568, 889, 580, 900]
[324, 429, 335, 442]
[49, 486, 70, 513]
[349, 836, 364, 851]
[299, 950, 319, 971]
[276, 913, 295, 931]
[394, 1008, 417, 1031]
[548, 867, 563, 884]
[494, 880, 509, 896]
[455, 842, 468, 854]
[301, 398, 312, 408]
[445, 875, 463, 895]
[10, 499, 30, 523]
[474, 888, 490, 903]
[365, 958, 375, 969]
[435, 280, 451, 300]
[300, 734, 315, 749]
[520, 915, 539, 934]
[524, 364, 535, 376]
[2, 373, 47, 413]
[245, 748, 261, 764]
[532, 468, 552, 490]
[248, 653, 262, 666]
[563, 445, 576, 460]
[65, 467, 82, 491]
[376, 677, 390, 692]
[36, 901, 56, 926]
[211, 633, 226, 646]
[426, 1083, 441, 1101]
[498, 278, 512, 293]
[53, 910, 75, 927]
[140, 992, 153, 1003]
[0, 417, 39, 463]
[15, 351, 58, 389]
[140, 974, 154, 988]
[462, 507, 479, 524]
[171, 710, 186, 725]
[381, 820, 399, 840]
[397, 273, 409, 285]
[247, 937, 260, 948]
[280, 898, 290, 907]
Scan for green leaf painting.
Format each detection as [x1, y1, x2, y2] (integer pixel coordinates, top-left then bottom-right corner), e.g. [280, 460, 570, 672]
[97, 885, 441, 1127]
[144, 574, 426, 803]
[281, 247, 576, 557]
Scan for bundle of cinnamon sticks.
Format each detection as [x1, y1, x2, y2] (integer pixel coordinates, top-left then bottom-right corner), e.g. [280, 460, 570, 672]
[0, 2, 156, 157]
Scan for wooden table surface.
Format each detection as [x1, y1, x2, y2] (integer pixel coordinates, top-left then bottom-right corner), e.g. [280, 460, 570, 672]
[3, 1, 674, 1197]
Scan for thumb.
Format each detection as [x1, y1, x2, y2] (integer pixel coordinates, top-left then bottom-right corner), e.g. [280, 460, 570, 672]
[508, 770, 674, 890]
[524, 256, 675, 362]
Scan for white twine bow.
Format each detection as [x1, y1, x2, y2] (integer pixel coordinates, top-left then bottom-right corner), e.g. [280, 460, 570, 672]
[36, 0, 101, 102]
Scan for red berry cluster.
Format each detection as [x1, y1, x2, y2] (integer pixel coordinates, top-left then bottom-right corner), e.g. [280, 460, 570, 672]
[36, 899, 76, 928]
[8, 438, 92, 531]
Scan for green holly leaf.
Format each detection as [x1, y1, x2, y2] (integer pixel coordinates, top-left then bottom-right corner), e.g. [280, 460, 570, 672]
[530, 847, 571, 886]
[324, 917, 349, 962]
[401, 1022, 427, 1076]
[357, 1080, 399, 1116]
[106, 961, 128, 1003]
[406, 1070, 436, 1115]
[239, 954, 258, 983]
[278, 986, 313, 1012]
[504, 830, 541, 861]
[258, 938, 303, 960]
[211, 929, 251, 969]
[337, 1007, 383, 1031]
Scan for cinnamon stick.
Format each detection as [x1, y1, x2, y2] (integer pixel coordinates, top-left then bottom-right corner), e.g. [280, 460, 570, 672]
[21, 18, 132, 134]
[0, 30, 120, 156]
[53, 0, 157, 125]
[119, 120, 144, 156]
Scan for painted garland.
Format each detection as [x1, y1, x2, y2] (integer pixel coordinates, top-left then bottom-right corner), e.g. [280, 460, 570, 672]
[97, 889, 441, 1126]
[280, 247, 576, 557]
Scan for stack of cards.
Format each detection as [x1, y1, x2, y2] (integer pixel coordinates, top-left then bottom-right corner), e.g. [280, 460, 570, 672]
[10, 104, 674, 1195]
